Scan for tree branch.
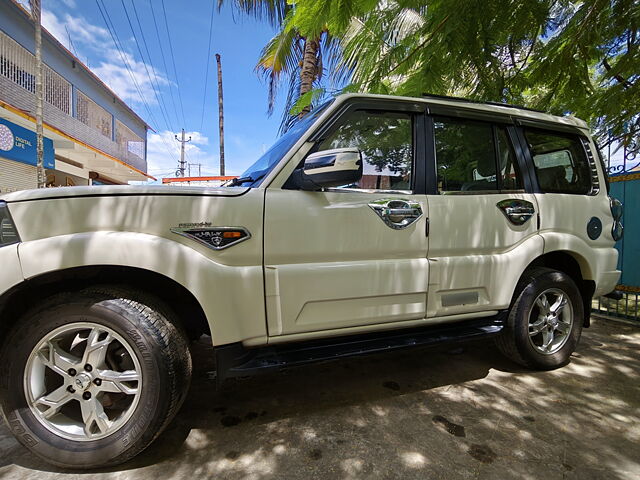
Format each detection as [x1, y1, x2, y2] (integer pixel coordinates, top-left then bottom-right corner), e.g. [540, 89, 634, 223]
[387, 15, 450, 76]
[602, 58, 633, 89]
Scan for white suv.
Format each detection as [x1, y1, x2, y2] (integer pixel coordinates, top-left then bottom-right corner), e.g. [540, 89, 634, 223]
[0, 94, 622, 467]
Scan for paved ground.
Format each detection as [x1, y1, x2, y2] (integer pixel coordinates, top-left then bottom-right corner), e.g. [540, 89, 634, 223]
[0, 317, 639, 480]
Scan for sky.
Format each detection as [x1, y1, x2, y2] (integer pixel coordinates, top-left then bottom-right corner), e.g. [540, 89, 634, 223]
[32, 0, 287, 181]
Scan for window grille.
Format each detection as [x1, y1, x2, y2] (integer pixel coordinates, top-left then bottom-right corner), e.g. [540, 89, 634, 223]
[0, 30, 35, 93]
[116, 120, 145, 162]
[76, 90, 112, 139]
[0, 30, 71, 114]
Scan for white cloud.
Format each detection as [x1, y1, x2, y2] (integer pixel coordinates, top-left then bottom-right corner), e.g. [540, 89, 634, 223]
[41, 9, 169, 110]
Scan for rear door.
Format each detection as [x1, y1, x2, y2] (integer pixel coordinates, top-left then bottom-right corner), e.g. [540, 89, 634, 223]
[425, 113, 544, 318]
[263, 105, 430, 337]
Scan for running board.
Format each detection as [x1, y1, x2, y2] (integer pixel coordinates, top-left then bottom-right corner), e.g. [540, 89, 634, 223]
[213, 315, 505, 386]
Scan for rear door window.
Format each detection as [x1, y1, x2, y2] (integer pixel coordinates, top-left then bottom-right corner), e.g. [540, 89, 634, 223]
[524, 129, 592, 194]
[433, 117, 523, 193]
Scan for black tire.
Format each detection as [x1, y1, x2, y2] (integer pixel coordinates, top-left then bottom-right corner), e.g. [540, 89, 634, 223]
[0, 287, 192, 469]
[496, 267, 583, 370]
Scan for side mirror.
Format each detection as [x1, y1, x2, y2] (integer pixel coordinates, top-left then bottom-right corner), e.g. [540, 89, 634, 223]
[293, 148, 363, 190]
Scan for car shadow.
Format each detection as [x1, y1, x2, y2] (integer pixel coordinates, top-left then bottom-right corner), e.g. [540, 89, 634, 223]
[3, 319, 639, 480]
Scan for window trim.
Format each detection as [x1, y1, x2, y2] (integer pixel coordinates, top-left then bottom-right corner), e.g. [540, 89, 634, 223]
[427, 115, 526, 195]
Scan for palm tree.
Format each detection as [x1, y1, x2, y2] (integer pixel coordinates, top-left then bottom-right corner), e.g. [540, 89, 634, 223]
[219, 1, 332, 130]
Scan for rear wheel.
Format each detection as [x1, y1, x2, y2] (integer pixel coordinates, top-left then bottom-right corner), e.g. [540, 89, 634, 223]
[496, 267, 583, 370]
[0, 288, 191, 468]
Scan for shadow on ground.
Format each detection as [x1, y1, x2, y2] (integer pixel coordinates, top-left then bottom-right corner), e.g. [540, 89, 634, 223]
[1, 317, 638, 479]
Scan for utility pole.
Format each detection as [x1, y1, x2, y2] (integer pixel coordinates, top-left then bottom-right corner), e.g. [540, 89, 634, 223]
[215, 53, 225, 176]
[29, 0, 45, 188]
[174, 129, 191, 177]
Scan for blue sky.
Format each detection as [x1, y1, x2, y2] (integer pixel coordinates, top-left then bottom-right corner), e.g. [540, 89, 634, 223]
[37, 0, 287, 180]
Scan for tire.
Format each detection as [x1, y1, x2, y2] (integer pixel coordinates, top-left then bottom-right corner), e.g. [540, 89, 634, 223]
[496, 267, 583, 370]
[0, 287, 192, 469]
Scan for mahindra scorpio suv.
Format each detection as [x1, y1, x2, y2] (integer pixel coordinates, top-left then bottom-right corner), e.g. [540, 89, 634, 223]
[0, 94, 622, 467]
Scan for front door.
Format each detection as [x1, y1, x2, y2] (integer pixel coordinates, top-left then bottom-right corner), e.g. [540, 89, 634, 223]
[264, 108, 430, 337]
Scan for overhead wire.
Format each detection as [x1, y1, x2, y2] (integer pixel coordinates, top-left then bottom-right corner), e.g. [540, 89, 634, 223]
[159, 0, 187, 127]
[147, 0, 181, 131]
[199, 1, 216, 131]
[120, 0, 174, 135]
[94, 0, 178, 164]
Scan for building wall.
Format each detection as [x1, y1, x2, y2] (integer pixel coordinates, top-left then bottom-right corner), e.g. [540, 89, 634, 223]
[0, 0, 148, 172]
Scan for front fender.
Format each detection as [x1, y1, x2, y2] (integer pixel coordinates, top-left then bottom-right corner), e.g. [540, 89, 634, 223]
[18, 231, 267, 346]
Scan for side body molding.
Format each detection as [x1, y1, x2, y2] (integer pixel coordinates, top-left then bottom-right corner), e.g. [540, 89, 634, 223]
[17, 232, 267, 346]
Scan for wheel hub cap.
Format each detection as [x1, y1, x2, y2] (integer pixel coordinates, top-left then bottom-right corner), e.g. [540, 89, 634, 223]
[527, 288, 574, 355]
[24, 322, 143, 441]
[74, 373, 92, 391]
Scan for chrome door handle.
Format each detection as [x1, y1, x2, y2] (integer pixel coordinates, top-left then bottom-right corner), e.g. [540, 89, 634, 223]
[368, 199, 423, 229]
[497, 199, 535, 226]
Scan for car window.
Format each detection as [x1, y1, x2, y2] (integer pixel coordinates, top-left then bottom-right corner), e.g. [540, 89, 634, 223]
[524, 129, 592, 194]
[434, 117, 522, 193]
[317, 110, 413, 191]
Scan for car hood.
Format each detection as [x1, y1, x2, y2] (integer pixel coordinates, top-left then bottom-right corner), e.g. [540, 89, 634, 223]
[1, 185, 251, 203]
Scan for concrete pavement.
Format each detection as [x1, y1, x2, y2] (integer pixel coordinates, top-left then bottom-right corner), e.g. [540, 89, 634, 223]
[1, 317, 638, 479]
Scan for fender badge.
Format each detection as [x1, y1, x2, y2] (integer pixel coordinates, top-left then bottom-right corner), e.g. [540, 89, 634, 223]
[171, 226, 251, 250]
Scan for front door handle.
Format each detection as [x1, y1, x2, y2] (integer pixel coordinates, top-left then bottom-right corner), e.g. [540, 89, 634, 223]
[369, 199, 423, 230]
[497, 199, 535, 226]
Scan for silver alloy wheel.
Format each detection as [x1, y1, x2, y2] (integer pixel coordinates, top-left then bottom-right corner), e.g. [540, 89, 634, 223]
[24, 322, 142, 441]
[528, 288, 574, 355]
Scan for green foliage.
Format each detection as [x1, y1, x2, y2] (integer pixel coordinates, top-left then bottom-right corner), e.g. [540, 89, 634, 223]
[335, 0, 639, 145]
[289, 87, 325, 115]
[225, 0, 638, 146]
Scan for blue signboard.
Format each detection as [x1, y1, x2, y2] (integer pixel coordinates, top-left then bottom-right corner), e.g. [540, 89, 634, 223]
[0, 118, 54, 169]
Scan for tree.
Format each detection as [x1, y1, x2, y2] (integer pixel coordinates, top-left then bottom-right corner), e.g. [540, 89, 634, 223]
[220, 1, 341, 131]
[335, 0, 638, 147]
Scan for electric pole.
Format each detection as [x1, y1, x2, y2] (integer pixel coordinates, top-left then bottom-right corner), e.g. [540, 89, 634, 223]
[174, 129, 191, 177]
[215, 53, 225, 176]
[29, 0, 45, 188]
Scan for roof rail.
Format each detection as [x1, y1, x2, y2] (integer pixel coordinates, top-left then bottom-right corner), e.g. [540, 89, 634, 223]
[421, 93, 545, 114]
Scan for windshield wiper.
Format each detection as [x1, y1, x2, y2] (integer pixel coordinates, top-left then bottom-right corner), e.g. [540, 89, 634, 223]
[228, 173, 265, 187]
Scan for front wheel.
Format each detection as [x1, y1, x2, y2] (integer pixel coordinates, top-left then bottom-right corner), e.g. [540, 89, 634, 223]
[496, 267, 583, 370]
[0, 288, 191, 468]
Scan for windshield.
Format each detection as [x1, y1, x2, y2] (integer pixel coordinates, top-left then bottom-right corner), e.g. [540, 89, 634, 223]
[232, 101, 333, 187]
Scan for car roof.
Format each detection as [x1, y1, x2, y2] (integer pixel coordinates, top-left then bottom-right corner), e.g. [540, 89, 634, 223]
[335, 93, 590, 132]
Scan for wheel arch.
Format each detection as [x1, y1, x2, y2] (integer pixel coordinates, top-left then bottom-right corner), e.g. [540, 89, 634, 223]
[524, 250, 595, 327]
[0, 265, 210, 344]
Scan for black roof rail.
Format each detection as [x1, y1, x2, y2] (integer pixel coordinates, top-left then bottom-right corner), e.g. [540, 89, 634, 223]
[421, 93, 546, 114]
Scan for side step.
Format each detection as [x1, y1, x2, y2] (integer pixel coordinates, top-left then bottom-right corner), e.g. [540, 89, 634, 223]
[214, 315, 505, 385]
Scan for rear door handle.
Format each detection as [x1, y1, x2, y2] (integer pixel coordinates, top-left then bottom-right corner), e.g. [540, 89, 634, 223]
[497, 199, 535, 226]
[369, 199, 423, 229]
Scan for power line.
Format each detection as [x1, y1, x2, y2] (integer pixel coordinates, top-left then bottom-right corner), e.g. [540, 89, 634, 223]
[94, 0, 177, 163]
[148, 0, 181, 130]
[199, 1, 215, 130]
[120, 0, 174, 133]
[159, 0, 186, 127]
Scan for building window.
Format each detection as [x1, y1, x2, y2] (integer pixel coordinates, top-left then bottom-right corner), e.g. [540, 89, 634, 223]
[116, 120, 145, 162]
[76, 90, 113, 139]
[0, 31, 71, 114]
[0, 30, 35, 93]
[44, 65, 71, 114]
